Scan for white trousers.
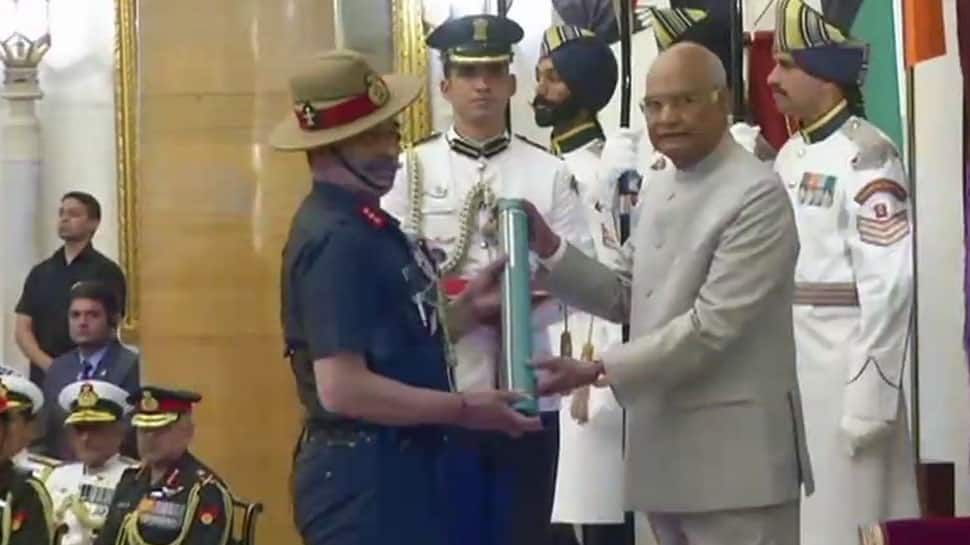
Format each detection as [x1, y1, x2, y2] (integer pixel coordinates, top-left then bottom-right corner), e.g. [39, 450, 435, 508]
[647, 501, 800, 545]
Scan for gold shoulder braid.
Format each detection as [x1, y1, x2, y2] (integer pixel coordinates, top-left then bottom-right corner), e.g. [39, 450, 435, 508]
[405, 146, 501, 391]
[0, 491, 11, 545]
[65, 495, 105, 531]
[28, 477, 56, 543]
[118, 478, 232, 545]
[404, 147, 497, 275]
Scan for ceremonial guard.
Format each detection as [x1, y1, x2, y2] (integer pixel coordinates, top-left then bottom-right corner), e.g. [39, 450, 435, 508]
[95, 387, 234, 545]
[0, 366, 60, 481]
[383, 14, 592, 545]
[769, 1, 919, 543]
[532, 25, 627, 545]
[46, 380, 137, 545]
[0, 374, 55, 544]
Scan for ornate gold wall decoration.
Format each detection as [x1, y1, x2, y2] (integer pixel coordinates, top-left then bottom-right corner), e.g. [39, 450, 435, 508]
[392, 0, 433, 144]
[113, 0, 139, 340]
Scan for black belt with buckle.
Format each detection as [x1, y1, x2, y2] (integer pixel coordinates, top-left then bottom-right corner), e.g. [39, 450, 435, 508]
[303, 420, 444, 448]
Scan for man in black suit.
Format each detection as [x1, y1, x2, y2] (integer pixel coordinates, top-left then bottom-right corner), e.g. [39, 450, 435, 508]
[41, 281, 140, 460]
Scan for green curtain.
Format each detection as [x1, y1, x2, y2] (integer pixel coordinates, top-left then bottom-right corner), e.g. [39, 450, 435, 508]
[853, 1, 905, 149]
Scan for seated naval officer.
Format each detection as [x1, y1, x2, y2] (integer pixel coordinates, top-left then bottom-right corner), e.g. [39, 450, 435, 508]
[0, 375, 55, 544]
[94, 387, 234, 545]
[46, 380, 137, 545]
[0, 365, 60, 481]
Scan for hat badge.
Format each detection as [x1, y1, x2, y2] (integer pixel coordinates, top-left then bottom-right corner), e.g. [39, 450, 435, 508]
[298, 103, 319, 130]
[141, 391, 159, 412]
[365, 73, 390, 108]
[78, 383, 99, 408]
[472, 18, 489, 42]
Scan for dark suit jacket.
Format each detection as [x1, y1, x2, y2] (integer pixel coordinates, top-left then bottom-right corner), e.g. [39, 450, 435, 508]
[40, 339, 140, 459]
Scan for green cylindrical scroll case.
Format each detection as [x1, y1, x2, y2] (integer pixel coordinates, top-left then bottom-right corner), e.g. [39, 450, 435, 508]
[498, 199, 537, 415]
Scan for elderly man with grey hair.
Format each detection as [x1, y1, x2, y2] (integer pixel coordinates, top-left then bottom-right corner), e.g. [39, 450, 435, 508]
[520, 43, 815, 545]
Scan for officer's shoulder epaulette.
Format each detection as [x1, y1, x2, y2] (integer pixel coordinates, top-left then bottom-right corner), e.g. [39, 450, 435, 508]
[26, 453, 62, 468]
[515, 134, 552, 154]
[125, 464, 147, 480]
[410, 132, 442, 148]
[119, 456, 139, 466]
[840, 117, 899, 171]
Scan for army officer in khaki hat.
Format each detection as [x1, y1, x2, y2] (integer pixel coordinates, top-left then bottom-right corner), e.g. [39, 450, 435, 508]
[273, 50, 541, 545]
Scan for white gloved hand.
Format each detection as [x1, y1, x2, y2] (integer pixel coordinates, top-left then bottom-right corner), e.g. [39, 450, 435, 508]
[839, 415, 892, 457]
[597, 128, 642, 205]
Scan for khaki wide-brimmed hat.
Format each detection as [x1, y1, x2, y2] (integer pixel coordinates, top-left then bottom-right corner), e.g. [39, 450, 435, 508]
[270, 49, 422, 151]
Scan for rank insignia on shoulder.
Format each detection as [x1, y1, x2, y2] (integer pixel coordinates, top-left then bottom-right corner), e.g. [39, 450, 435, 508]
[11, 510, 25, 532]
[359, 206, 388, 229]
[199, 505, 221, 525]
[841, 118, 899, 171]
[515, 134, 549, 152]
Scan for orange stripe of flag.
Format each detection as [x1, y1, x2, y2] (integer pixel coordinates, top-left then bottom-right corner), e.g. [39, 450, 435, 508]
[904, 0, 947, 68]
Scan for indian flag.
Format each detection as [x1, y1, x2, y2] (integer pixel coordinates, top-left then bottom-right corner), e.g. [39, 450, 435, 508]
[852, 0, 946, 151]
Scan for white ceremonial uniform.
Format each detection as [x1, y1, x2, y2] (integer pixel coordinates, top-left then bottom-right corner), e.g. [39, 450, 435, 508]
[774, 107, 919, 545]
[13, 449, 60, 482]
[46, 455, 138, 545]
[384, 126, 594, 409]
[550, 135, 626, 525]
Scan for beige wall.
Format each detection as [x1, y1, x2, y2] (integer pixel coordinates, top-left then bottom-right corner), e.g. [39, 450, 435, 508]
[136, 1, 335, 541]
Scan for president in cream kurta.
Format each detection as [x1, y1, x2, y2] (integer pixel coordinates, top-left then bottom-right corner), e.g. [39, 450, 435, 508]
[527, 42, 814, 545]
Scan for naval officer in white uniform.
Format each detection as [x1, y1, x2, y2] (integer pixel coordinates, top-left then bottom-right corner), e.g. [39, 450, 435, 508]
[383, 14, 593, 545]
[46, 380, 137, 545]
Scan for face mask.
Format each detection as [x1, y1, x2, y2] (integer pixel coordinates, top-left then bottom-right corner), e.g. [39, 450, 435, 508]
[333, 148, 400, 191]
[355, 155, 400, 184]
[532, 94, 583, 128]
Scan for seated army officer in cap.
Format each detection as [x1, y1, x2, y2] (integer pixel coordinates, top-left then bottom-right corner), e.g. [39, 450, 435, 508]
[46, 380, 137, 545]
[95, 387, 234, 545]
[0, 376, 55, 544]
[0, 366, 60, 481]
[272, 49, 541, 545]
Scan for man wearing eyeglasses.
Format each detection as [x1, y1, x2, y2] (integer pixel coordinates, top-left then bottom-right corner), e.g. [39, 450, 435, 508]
[522, 41, 813, 545]
[597, 6, 775, 217]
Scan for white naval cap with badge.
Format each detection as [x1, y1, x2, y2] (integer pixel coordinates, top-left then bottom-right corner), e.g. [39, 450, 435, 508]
[58, 380, 132, 425]
[0, 364, 44, 416]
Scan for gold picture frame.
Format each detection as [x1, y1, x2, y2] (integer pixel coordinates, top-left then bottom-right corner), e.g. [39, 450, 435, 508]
[113, 0, 139, 340]
[392, 0, 432, 145]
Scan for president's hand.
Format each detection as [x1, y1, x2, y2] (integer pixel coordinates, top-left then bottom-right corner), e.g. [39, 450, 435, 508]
[532, 357, 603, 396]
[519, 200, 561, 259]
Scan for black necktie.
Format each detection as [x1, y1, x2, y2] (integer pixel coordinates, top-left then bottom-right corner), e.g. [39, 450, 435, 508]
[80, 360, 95, 380]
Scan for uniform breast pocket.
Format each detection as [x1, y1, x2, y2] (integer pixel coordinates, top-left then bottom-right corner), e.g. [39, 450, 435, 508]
[420, 206, 459, 248]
